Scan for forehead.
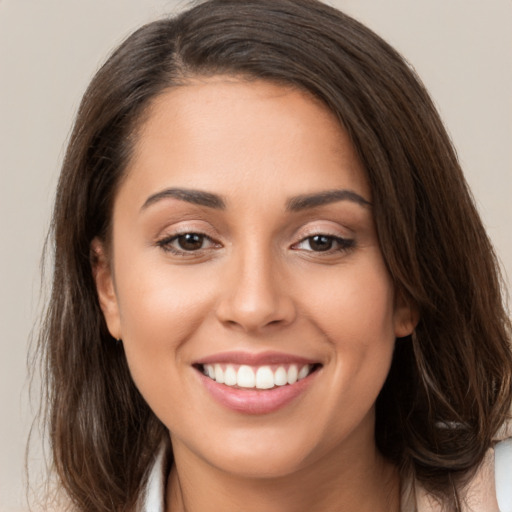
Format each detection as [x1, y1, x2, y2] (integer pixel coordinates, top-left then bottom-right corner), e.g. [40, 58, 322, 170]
[122, 77, 369, 206]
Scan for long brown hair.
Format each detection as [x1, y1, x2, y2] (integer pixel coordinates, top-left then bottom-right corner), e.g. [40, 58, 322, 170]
[36, 0, 512, 510]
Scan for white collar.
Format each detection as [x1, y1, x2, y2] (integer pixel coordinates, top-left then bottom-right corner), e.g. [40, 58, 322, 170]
[139, 444, 167, 512]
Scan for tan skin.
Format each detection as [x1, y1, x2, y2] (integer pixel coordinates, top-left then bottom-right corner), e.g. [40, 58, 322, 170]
[93, 77, 417, 512]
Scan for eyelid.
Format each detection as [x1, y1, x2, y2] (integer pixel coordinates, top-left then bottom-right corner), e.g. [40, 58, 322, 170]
[153, 219, 219, 241]
[292, 221, 354, 241]
[289, 222, 356, 254]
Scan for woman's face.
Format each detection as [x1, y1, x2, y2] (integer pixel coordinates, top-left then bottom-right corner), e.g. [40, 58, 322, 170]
[94, 78, 416, 478]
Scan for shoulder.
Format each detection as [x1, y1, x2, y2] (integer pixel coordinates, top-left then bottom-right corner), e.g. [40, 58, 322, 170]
[494, 420, 512, 512]
[405, 420, 512, 512]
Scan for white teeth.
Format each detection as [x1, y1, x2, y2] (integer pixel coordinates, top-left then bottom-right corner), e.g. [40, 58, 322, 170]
[202, 363, 314, 389]
[298, 365, 310, 380]
[255, 366, 274, 389]
[274, 366, 288, 386]
[287, 365, 298, 384]
[237, 365, 255, 388]
[214, 364, 224, 384]
[224, 365, 237, 386]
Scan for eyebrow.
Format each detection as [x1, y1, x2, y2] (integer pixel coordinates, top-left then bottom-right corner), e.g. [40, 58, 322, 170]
[140, 187, 370, 213]
[286, 189, 371, 211]
[141, 188, 226, 211]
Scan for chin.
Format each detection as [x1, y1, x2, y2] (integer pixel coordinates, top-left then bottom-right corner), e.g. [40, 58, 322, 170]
[190, 427, 323, 479]
[210, 450, 311, 480]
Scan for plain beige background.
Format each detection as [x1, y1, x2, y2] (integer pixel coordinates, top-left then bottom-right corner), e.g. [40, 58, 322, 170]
[1, 0, 511, 510]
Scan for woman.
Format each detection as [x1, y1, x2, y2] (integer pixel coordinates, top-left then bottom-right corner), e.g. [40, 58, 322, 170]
[37, 0, 512, 510]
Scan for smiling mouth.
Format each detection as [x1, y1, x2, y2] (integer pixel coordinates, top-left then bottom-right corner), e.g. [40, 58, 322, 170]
[195, 363, 322, 390]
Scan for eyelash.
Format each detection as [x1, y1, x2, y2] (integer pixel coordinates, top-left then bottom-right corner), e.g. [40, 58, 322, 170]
[156, 232, 219, 256]
[156, 231, 355, 256]
[291, 234, 355, 253]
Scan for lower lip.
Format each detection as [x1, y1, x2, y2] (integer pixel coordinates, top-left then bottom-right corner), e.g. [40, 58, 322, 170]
[197, 369, 318, 415]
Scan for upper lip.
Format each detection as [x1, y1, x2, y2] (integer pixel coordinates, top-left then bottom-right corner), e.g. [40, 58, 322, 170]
[194, 351, 320, 366]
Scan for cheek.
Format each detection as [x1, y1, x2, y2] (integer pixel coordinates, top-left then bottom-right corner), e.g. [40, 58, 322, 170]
[297, 258, 396, 405]
[299, 256, 396, 348]
[112, 258, 217, 394]
[115, 250, 219, 332]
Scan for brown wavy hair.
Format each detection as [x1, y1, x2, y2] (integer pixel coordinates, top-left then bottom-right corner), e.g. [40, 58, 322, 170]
[35, 0, 512, 510]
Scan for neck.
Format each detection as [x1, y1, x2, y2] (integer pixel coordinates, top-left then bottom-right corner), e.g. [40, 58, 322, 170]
[165, 434, 400, 512]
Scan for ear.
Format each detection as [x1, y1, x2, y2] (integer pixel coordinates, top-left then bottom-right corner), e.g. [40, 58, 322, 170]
[393, 290, 419, 338]
[91, 238, 122, 340]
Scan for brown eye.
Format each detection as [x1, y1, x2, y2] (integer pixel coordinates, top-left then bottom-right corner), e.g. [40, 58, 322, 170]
[157, 232, 217, 254]
[293, 234, 355, 253]
[308, 235, 334, 252]
[176, 233, 205, 251]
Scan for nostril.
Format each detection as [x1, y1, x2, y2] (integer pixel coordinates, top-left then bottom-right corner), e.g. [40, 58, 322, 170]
[214, 279, 297, 333]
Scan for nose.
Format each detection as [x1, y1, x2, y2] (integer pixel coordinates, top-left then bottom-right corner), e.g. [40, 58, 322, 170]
[215, 247, 297, 333]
